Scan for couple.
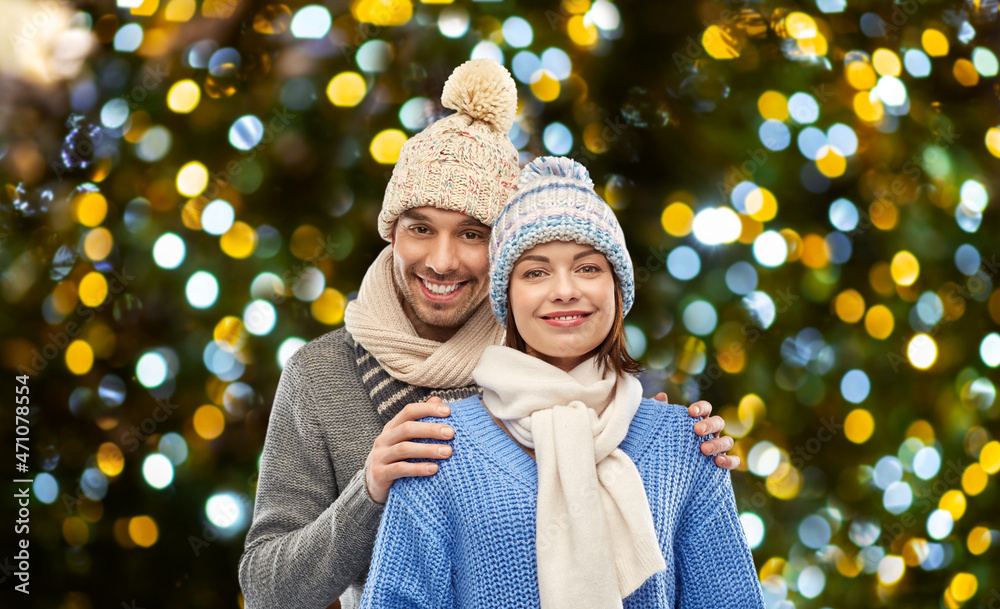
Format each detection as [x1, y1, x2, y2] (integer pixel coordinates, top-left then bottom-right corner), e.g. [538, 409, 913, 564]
[239, 59, 760, 608]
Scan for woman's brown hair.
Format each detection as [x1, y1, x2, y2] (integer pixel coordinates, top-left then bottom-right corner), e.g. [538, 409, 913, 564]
[503, 271, 643, 378]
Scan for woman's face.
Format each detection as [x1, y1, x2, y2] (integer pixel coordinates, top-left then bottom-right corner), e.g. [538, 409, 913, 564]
[509, 241, 616, 372]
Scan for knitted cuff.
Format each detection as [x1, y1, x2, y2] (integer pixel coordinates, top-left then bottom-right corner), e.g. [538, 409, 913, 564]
[339, 465, 385, 531]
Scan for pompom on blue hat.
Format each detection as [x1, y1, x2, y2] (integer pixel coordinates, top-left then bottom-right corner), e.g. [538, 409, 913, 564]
[488, 156, 635, 327]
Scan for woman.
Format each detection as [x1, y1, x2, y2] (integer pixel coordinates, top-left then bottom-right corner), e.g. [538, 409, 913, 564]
[359, 157, 764, 608]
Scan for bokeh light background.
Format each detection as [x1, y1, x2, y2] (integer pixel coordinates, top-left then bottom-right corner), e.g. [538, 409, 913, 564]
[1, 0, 999, 607]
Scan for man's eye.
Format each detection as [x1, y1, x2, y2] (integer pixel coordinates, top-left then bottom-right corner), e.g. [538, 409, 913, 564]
[462, 232, 484, 240]
[411, 226, 429, 234]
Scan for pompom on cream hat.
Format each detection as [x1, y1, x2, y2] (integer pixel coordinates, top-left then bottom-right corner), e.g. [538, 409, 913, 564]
[377, 58, 521, 241]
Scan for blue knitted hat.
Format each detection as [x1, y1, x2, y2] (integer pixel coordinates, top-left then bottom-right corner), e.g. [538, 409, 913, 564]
[488, 156, 635, 327]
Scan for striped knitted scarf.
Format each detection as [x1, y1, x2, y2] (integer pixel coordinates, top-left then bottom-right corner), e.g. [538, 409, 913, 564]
[343, 245, 503, 421]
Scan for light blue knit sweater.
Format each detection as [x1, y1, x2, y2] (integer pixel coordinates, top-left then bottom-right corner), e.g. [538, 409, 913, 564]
[359, 395, 765, 608]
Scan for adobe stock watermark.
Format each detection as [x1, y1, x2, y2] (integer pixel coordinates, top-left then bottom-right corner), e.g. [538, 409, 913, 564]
[688, 284, 798, 393]
[6, 0, 74, 55]
[738, 416, 842, 514]
[192, 106, 296, 206]
[17, 266, 136, 376]
[887, 253, 999, 372]
[242, 232, 346, 331]
[859, 457, 965, 565]
[670, 0, 759, 72]
[189, 474, 255, 557]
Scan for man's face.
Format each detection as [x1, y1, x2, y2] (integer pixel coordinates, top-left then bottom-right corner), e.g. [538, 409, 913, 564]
[391, 207, 492, 332]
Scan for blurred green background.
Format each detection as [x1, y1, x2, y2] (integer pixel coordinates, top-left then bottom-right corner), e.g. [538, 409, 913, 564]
[1, 0, 998, 607]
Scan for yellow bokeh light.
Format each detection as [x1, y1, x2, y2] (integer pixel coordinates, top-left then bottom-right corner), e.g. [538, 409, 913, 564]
[702, 25, 741, 59]
[798, 35, 827, 57]
[890, 251, 919, 285]
[780, 229, 802, 262]
[845, 409, 874, 443]
[869, 262, 895, 295]
[167, 80, 201, 113]
[531, 72, 561, 102]
[766, 462, 801, 499]
[661, 202, 693, 237]
[312, 288, 348, 325]
[907, 333, 937, 369]
[864, 304, 894, 339]
[816, 147, 846, 178]
[872, 49, 902, 76]
[967, 526, 991, 555]
[567, 15, 598, 46]
[84, 227, 114, 261]
[953, 58, 980, 86]
[63, 516, 89, 546]
[746, 187, 777, 222]
[370, 129, 407, 164]
[922, 28, 950, 57]
[52, 281, 79, 314]
[981, 440, 1000, 474]
[903, 537, 929, 567]
[79, 271, 109, 307]
[214, 316, 247, 352]
[950, 573, 978, 602]
[326, 72, 367, 107]
[939, 490, 966, 520]
[193, 405, 226, 440]
[785, 12, 817, 39]
[290, 224, 325, 259]
[870, 200, 898, 230]
[800, 234, 828, 268]
[905, 420, 935, 443]
[853, 91, 884, 122]
[962, 463, 988, 495]
[562, 0, 590, 14]
[66, 340, 94, 375]
[97, 442, 125, 476]
[165, 0, 196, 21]
[75, 192, 108, 227]
[220, 221, 258, 259]
[353, 0, 412, 26]
[987, 127, 1000, 159]
[877, 555, 905, 585]
[130, 0, 159, 16]
[834, 289, 865, 323]
[846, 62, 877, 90]
[757, 91, 789, 121]
[738, 214, 763, 244]
[128, 515, 159, 547]
[176, 161, 209, 197]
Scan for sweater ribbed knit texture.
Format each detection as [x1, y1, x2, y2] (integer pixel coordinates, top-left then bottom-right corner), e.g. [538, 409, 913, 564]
[359, 395, 765, 609]
[238, 327, 480, 609]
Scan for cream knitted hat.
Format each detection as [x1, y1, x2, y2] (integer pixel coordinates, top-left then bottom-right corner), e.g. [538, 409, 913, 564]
[377, 58, 520, 241]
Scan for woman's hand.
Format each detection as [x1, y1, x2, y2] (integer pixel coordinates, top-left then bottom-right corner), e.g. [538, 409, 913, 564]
[652, 393, 740, 470]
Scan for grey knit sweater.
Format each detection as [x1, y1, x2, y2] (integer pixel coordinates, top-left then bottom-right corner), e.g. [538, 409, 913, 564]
[238, 327, 480, 609]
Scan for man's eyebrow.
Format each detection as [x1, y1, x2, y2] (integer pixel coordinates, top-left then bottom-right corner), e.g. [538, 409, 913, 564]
[515, 248, 602, 266]
[400, 210, 489, 229]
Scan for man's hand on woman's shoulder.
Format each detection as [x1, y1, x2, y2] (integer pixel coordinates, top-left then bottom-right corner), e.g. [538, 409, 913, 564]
[650, 392, 740, 471]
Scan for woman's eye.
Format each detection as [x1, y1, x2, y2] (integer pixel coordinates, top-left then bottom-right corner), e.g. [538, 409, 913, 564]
[523, 270, 544, 279]
[580, 265, 601, 273]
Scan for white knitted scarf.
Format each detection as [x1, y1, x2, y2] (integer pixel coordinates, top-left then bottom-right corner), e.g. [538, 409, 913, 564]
[473, 346, 666, 608]
[343, 245, 505, 389]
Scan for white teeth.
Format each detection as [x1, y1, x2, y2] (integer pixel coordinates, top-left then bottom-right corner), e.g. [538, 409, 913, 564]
[551, 315, 583, 320]
[422, 279, 460, 295]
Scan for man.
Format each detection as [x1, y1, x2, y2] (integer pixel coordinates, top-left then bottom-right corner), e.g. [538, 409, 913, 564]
[238, 59, 739, 609]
